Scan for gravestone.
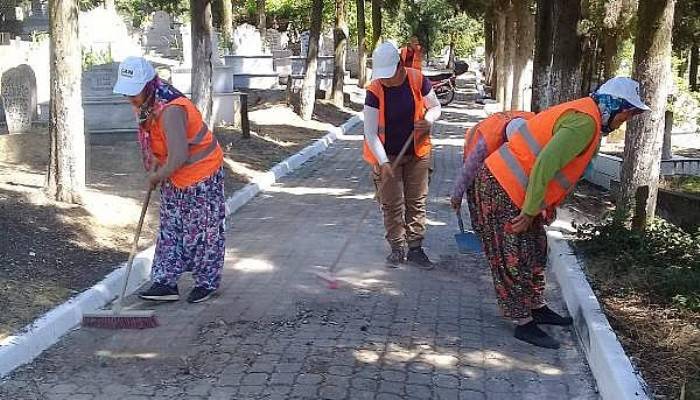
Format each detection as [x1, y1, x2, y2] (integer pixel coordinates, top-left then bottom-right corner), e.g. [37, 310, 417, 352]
[232, 23, 266, 55]
[82, 62, 119, 98]
[144, 11, 179, 57]
[180, 25, 192, 64]
[266, 28, 283, 52]
[0, 32, 11, 45]
[321, 31, 334, 57]
[1, 64, 37, 134]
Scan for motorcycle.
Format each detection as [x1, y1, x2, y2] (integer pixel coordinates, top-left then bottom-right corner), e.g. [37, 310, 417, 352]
[424, 61, 469, 107]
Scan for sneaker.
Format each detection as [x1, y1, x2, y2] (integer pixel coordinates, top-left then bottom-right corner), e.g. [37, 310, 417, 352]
[532, 305, 573, 326]
[514, 321, 560, 349]
[407, 247, 435, 270]
[187, 287, 216, 303]
[139, 283, 179, 302]
[386, 247, 406, 268]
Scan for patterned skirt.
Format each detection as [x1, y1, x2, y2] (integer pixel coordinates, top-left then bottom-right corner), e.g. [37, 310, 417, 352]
[151, 167, 226, 290]
[467, 166, 548, 319]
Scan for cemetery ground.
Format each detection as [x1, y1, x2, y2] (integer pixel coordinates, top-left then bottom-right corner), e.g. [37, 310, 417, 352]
[0, 93, 356, 343]
[561, 182, 700, 399]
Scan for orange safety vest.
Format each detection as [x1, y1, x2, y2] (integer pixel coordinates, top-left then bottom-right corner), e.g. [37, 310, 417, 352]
[484, 97, 602, 210]
[150, 97, 224, 188]
[463, 111, 535, 161]
[362, 68, 429, 165]
[400, 46, 423, 70]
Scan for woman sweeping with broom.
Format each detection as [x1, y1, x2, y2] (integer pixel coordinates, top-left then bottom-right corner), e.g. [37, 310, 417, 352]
[113, 56, 226, 304]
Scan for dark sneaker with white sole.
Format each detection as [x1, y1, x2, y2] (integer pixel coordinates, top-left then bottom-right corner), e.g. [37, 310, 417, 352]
[187, 287, 216, 303]
[407, 247, 435, 270]
[139, 283, 179, 302]
[532, 305, 573, 326]
[386, 247, 406, 268]
[514, 321, 560, 349]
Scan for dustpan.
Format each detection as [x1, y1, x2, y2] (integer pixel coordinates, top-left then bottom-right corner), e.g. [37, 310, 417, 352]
[455, 210, 482, 254]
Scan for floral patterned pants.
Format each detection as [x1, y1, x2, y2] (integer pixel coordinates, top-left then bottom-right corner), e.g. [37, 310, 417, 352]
[152, 168, 226, 290]
[467, 166, 547, 319]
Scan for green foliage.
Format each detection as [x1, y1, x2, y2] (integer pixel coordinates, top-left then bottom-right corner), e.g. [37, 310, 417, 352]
[669, 57, 700, 128]
[673, 0, 700, 52]
[576, 218, 700, 311]
[82, 47, 114, 70]
[239, 0, 334, 32]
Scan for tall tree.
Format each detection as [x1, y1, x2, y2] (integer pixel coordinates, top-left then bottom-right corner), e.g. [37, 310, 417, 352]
[531, 0, 583, 111]
[221, 0, 233, 49]
[47, 0, 85, 204]
[332, 0, 348, 107]
[503, 0, 516, 109]
[299, 0, 323, 120]
[691, 45, 698, 91]
[357, 0, 368, 86]
[494, 3, 507, 106]
[484, 7, 495, 86]
[371, 0, 382, 52]
[617, 0, 676, 226]
[257, 0, 266, 44]
[191, 0, 214, 126]
[512, 0, 534, 110]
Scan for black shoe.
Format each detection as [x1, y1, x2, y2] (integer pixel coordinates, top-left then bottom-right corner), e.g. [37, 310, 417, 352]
[187, 287, 215, 303]
[407, 247, 435, 270]
[139, 283, 179, 302]
[532, 305, 573, 326]
[514, 321, 560, 349]
[386, 247, 406, 268]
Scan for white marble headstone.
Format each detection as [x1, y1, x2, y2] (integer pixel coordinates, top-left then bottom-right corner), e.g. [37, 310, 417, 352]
[145, 11, 178, 55]
[232, 23, 267, 55]
[1, 64, 37, 133]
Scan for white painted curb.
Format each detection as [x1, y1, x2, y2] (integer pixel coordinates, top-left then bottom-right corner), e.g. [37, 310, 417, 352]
[547, 227, 649, 400]
[0, 112, 362, 379]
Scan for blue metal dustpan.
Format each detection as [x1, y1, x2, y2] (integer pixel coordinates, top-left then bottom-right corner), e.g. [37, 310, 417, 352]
[455, 211, 483, 254]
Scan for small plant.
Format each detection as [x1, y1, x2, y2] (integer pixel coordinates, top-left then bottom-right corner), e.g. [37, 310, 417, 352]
[576, 218, 700, 311]
[82, 47, 114, 70]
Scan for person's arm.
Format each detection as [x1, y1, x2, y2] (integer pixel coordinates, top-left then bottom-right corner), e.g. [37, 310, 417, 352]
[156, 105, 189, 180]
[521, 111, 596, 216]
[423, 90, 441, 123]
[363, 90, 389, 165]
[452, 136, 488, 204]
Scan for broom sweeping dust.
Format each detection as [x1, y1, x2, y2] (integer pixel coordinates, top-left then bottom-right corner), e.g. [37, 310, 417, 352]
[314, 133, 416, 289]
[82, 183, 158, 329]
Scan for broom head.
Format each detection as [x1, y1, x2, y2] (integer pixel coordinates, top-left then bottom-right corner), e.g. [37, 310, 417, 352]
[82, 309, 158, 329]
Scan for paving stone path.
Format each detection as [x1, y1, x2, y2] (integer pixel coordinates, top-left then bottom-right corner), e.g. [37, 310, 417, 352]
[0, 83, 599, 400]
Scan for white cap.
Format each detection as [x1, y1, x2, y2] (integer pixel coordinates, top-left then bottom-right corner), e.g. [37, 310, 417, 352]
[371, 42, 400, 80]
[596, 77, 651, 111]
[113, 56, 157, 96]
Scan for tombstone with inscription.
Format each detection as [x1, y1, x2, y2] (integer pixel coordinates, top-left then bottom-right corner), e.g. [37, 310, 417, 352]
[292, 30, 334, 92]
[224, 23, 278, 89]
[81, 62, 137, 133]
[144, 11, 179, 58]
[1, 64, 37, 134]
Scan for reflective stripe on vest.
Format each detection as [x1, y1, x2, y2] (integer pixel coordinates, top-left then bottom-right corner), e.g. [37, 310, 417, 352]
[185, 123, 220, 165]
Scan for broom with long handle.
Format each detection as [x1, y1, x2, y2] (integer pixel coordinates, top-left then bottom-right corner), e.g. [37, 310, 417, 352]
[315, 132, 416, 289]
[82, 183, 158, 329]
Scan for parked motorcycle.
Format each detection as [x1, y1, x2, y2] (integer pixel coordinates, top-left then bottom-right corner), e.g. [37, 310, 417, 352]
[424, 61, 469, 107]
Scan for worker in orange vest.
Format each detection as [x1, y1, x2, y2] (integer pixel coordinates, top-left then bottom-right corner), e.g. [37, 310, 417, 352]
[465, 77, 650, 349]
[450, 111, 535, 214]
[364, 42, 441, 269]
[113, 57, 226, 304]
[400, 36, 423, 71]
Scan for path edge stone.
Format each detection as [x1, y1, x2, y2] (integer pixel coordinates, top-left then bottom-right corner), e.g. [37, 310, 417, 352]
[547, 225, 650, 400]
[0, 112, 362, 379]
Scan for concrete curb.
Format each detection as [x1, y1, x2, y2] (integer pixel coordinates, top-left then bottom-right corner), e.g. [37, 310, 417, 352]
[0, 112, 362, 379]
[547, 227, 649, 400]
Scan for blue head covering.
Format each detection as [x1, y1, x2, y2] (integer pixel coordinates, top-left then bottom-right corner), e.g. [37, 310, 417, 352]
[590, 92, 635, 135]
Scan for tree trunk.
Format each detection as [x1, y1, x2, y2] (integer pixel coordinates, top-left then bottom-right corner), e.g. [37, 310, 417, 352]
[601, 29, 622, 80]
[532, 0, 553, 112]
[616, 0, 676, 227]
[512, 0, 534, 110]
[257, 0, 266, 44]
[495, 6, 507, 107]
[549, 0, 582, 104]
[103, 0, 114, 9]
[332, 0, 348, 107]
[299, 0, 323, 120]
[503, 1, 517, 110]
[484, 10, 494, 87]
[371, 0, 381, 52]
[690, 45, 698, 91]
[447, 35, 456, 70]
[47, 0, 85, 204]
[662, 110, 673, 160]
[191, 0, 214, 127]
[357, 0, 367, 87]
[221, 0, 233, 50]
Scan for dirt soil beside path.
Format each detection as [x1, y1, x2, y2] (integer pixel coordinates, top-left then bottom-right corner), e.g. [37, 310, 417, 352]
[0, 99, 356, 341]
[562, 184, 700, 399]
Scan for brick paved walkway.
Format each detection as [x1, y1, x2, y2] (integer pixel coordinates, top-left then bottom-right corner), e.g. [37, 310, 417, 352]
[0, 89, 598, 400]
